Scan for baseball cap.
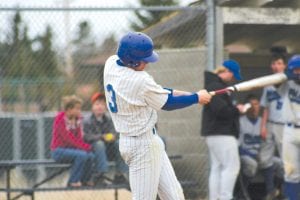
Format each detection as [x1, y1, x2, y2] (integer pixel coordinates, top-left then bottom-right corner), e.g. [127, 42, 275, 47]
[91, 92, 105, 104]
[222, 59, 242, 80]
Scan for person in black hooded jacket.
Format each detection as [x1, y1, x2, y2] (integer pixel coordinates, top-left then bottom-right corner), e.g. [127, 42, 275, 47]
[202, 60, 246, 200]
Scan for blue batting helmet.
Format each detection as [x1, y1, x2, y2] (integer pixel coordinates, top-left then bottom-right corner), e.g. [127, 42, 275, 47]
[288, 55, 300, 71]
[117, 32, 158, 67]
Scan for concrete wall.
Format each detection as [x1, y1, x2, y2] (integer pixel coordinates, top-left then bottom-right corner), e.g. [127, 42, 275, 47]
[147, 48, 209, 199]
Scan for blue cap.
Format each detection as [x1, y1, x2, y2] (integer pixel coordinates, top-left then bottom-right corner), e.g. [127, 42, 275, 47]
[222, 59, 242, 80]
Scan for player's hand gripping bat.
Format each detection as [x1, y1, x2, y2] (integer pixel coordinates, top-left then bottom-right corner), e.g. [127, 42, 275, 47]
[209, 73, 288, 96]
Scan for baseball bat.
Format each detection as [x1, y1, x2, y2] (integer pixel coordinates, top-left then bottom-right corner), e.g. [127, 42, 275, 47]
[209, 72, 287, 96]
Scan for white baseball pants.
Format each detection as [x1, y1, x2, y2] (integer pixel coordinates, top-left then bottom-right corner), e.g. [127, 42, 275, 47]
[119, 129, 184, 200]
[206, 135, 240, 200]
[282, 125, 300, 183]
[267, 122, 284, 158]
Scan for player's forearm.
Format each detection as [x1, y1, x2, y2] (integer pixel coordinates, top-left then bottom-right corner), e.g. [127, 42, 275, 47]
[261, 108, 269, 128]
[172, 90, 193, 96]
[164, 88, 193, 96]
[161, 93, 198, 111]
[260, 108, 269, 139]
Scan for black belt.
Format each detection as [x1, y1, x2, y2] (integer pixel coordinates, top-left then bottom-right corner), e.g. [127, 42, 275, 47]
[129, 127, 156, 137]
[287, 123, 300, 128]
[268, 120, 284, 125]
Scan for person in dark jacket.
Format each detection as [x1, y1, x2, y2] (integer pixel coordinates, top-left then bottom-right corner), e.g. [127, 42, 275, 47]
[202, 60, 246, 200]
[83, 92, 128, 184]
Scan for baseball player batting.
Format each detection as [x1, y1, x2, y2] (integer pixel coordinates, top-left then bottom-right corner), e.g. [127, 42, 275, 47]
[103, 32, 211, 200]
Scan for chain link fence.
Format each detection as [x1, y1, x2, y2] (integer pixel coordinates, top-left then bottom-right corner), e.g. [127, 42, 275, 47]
[0, 4, 209, 200]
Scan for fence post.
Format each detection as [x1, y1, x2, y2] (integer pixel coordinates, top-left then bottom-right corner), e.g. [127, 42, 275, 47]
[206, 0, 216, 71]
[37, 115, 46, 181]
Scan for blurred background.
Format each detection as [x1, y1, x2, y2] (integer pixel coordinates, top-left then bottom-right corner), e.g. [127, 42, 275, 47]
[0, 0, 300, 199]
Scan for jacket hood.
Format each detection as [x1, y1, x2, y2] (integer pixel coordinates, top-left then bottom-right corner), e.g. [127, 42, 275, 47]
[204, 71, 222, 86]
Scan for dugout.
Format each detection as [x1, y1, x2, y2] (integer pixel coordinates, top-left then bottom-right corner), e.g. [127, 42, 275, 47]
[144, 0, 300, 100]
[141, 0, 300, 198]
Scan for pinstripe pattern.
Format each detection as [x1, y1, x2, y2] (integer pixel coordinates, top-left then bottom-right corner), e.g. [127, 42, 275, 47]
[119, 130, 184, 200]
[103, 55, 184, 199]
[103, 55, 170, 137]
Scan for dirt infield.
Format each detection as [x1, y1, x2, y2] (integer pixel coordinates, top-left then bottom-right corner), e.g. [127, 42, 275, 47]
[0, 189, 132, 200]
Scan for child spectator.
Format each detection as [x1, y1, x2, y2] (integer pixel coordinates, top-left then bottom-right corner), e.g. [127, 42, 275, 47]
[83, 92, 128, 185]
[50, 95, 94, 187]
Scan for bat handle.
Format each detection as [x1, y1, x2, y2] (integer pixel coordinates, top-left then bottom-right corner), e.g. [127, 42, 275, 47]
[209, 87, 235, 96]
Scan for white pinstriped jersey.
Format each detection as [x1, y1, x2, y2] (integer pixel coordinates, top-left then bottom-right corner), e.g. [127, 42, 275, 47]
[277, 80, 300, 125]
[260, 85, 284, 123]
[103, 55, 170, 136]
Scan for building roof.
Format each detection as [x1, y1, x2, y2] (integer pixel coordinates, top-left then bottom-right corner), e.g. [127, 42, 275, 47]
[144, 8, 206, 48]
[144, 0, 300, 53]
[217, 0, 300, 7]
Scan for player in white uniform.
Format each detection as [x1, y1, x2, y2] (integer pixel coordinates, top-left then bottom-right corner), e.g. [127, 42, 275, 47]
[260, 48, 287, 158]
[276, 55, 300, 200]
[103, 32, 211, 200]
[239, 95, 262, 179]
[239, 94, 282, 199]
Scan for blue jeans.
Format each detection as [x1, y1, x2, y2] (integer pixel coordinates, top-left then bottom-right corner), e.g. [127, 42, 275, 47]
[93, 140, 128, 174]
[51, 148, 94, 184]
[93, 141, 108, 173]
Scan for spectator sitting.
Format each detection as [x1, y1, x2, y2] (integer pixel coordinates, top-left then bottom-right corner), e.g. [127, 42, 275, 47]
[50, 95, 94, 187]
[83, 92, 128, 185]
[239, 94, 282, 200]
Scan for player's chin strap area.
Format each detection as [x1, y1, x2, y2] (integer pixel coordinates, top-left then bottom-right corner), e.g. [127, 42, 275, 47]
[116, 59, 126, 66]
[161, 93, 199, 111]
[116, 59, 140, 68]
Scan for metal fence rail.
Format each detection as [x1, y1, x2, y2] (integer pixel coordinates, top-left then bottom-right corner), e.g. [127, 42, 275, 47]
[0, 4, 209, 200]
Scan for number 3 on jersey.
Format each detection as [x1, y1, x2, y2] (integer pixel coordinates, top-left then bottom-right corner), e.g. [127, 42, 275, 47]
[106, 84, 118, 113]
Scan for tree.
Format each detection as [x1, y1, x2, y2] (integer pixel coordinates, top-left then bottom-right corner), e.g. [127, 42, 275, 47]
[73, 21, 96, 57]
[100, 34, 117, 53]
[0, 11, 62, 110]
[32, 25, 62, 110]
[34, 25, 60, 78]
[4, 12, 38, 78]
[1, 12, 60, 79]
[131, 0, 178, 31]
